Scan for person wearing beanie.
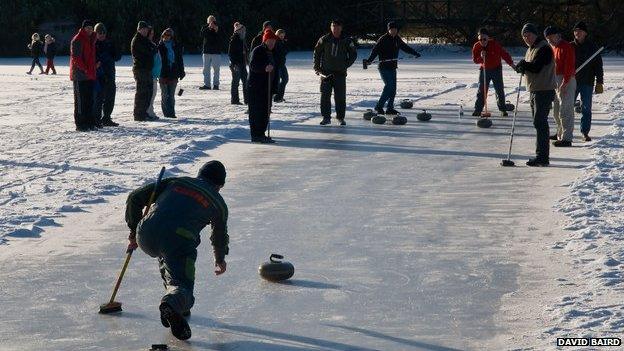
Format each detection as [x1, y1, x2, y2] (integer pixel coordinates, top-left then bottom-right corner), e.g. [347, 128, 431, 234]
[250, 20, 274, 52]
[125, 160, 229, 340]
[26, 33, 44, 75]
[545, 26, 577, 147]
[313, 20, 358, 125]
[228, 22, 249, 105]
[43, 34, 57, 75]
[70, 20, 98, 131]
[158, 28, 186, 118]
[572, 21, 604, 142]
[247, 29, 279, 143]
[515, 23, 556, 166]
[131, 21, 157, 121]
[470, 28, 515, 117]
[199, 16, 222, 90]
[364, 21, 421, 116]
[94, 22, 122, 127]
[273, 29, 289, 103]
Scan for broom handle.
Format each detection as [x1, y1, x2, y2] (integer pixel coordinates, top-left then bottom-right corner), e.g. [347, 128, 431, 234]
[107, 166, 166, 304]
[506, 74, 523, 161]
[482, 52, 488, 114]
[268, 70, 272, 138]
[575, 46, 604, 74]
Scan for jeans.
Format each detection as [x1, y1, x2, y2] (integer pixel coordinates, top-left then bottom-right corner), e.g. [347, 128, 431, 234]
[230, 64, 248, 104]
[202, 54, 221, 87]
[29, 57, 43, 73]
[160, 81, 177, 117]
[575, 84, 594, 135]
[553, 76, 576, 141]
[147, 79, 158, 117]
[377, 68, 397, 109]
[275, 65, 289, 101]
[474, 66, 507, 113]
[320, 73, 347, 120]
[530, 90, 555, 161]
[94, 75, 116, 123]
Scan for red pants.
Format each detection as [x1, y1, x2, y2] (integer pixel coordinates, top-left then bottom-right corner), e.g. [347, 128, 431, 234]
[45, 58, 56, 74]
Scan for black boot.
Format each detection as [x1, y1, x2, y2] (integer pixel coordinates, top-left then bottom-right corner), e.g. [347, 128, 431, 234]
[526, 157, 549, 167]
[582, 133, 592, 142]
[337, 118, 346, 126]
[386, 108, 399, 115]
[199, 85, 211, 90]
[375, 107, 385, 115]
[213, 85, 219, 90]
[549, 134, 558, 141]
[472, 111, 480, 116]
[102, 119, 119, 127]
[501, 111, 508, 117]
[320, 117, 331, 125]
[553, 140, 572, 147]
[159, 302, 191, 340]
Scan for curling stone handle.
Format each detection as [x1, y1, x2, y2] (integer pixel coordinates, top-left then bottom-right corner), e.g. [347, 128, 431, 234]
[270, 254, 284, 263]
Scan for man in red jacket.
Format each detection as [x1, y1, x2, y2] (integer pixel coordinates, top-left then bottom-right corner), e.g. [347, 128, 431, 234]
[70, 20, 97, 131]
[545, 26, 576, 147]
[472, 28, 515, 117]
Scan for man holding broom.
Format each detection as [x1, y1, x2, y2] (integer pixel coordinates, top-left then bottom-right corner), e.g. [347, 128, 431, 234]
[124, 161, 229, 340]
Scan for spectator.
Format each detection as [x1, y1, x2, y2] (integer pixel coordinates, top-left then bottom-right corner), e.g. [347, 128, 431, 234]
[273, 29, 289, 103]
[158, 28, 185, 118]
[43, 34, 57, 75]
[147, 27, 162, 120]
[250, 21, 273, 52]
[94, 23, 121, 127]
[200, 16, 222, 90]
[69, 20, 97, 131]
[131, 21, 156, 121]
[27, 33, 44, 75]
[228, 22, 248, 105]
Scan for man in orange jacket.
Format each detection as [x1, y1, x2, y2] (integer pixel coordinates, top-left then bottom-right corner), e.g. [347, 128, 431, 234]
[545, 26, 576, 147]
[472, 28, 515, 117]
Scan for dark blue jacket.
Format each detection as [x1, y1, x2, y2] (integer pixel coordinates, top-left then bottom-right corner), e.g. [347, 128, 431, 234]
[158, 41, 185, 81]
[248, 44, 278, 95]
[96, 39, 121, 78]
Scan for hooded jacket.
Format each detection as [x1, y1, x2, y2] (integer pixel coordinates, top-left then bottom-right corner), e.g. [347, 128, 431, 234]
[70, 28, 97, 81]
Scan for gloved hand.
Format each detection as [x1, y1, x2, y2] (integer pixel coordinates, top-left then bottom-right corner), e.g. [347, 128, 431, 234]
[595, 83, 604, 94]
[127, 231, 138, 253]
[514, 60, 526, 74]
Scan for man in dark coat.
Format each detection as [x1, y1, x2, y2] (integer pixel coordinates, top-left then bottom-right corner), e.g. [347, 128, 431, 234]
[228, 22, 248, 105]
[313, 19, 358, 126]
[364, 21, 420, 115]
[94, 23, 122, 127]
[250, 21, 273, 53]
[158, 28, 186, 118]
[70, 20, 97, 131]
[131, 21, 156, 121]
[273, 29, 289, 103]
[125, 160, 229, 341]
[571, 21, 604, 142]
[247, 29, 279, 143]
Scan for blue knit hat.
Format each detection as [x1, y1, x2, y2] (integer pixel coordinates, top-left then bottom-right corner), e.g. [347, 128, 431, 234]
[198, 161, 226, 186]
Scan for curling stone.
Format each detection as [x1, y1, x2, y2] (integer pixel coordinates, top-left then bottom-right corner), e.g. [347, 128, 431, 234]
[505, 100, 515, 111]
[399, 99, 414, 109]
[476, 117, 493, 128]
[392, 116, 407, 125]
[371, 115, 387, 124]
[416, 110, 432, 122]
[363, 109, 377, 121]
[259, 254, 294, 282]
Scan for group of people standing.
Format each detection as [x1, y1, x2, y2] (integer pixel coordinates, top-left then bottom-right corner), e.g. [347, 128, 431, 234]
[471, 21, 603, 166]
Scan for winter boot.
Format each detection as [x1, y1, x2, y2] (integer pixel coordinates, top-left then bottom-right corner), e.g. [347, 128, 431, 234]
[337, 118, 346, 126]
[159, 302, 191, 340]
[199, 85, 211, 90]
[526, 157, 549, 167]
[386, 108, 399, 115]
[213, 85, 219, 90]
[472, 111, 480, 116]
[320, 117, 331, 125]
[582, 133, 592, 142]
[553, 140, 572, 147]
[549, 134, 558, 141]
[375, 107, 385, 115]
[261, 136, 276, 144]
[102, 119, 119, 127]
[501, 111, 508, 117]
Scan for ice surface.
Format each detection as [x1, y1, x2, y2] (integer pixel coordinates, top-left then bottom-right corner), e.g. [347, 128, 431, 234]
[0, 51, 622, 350]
